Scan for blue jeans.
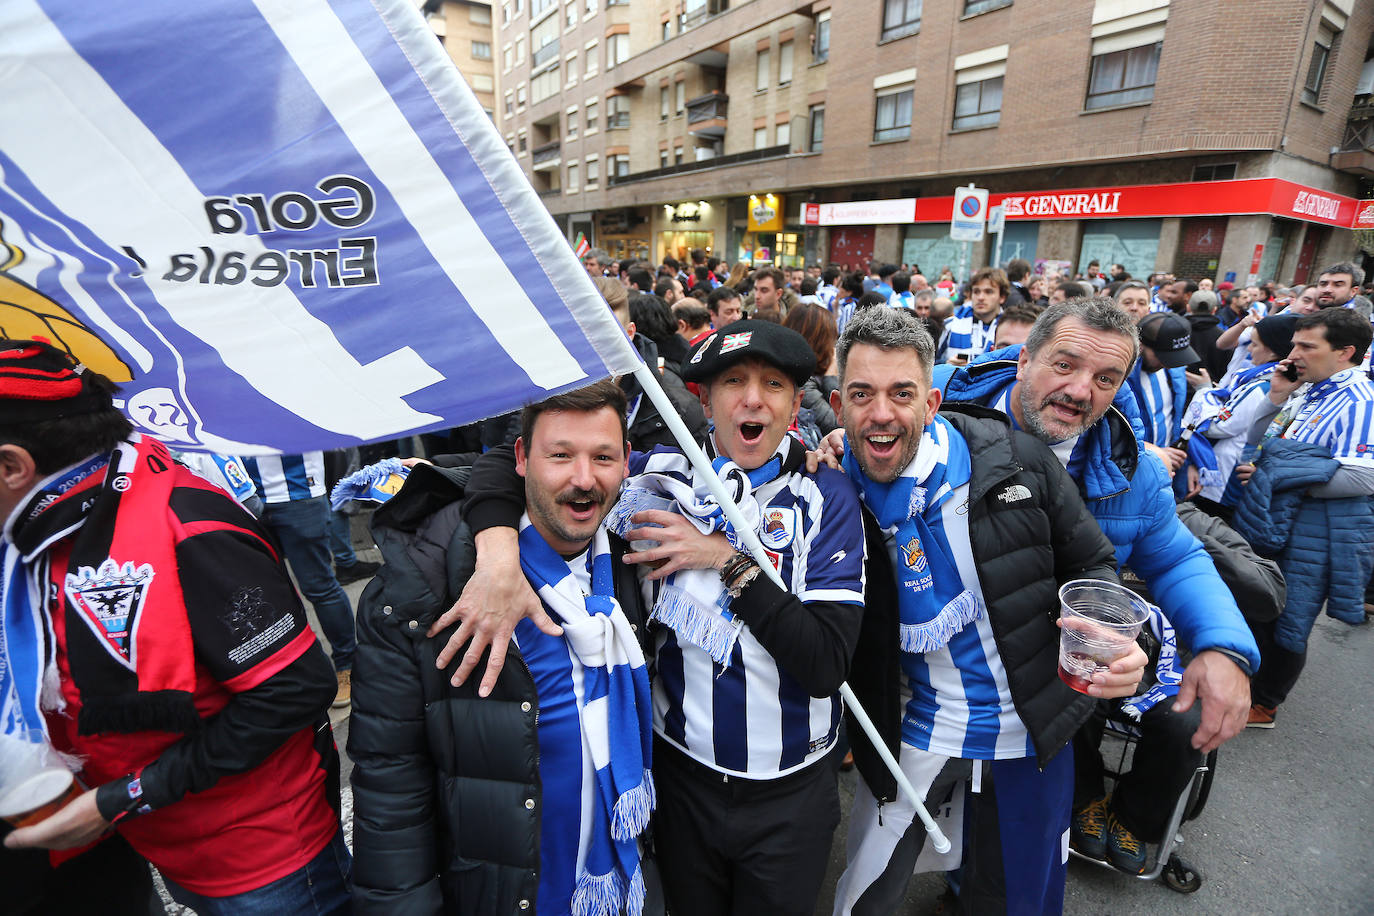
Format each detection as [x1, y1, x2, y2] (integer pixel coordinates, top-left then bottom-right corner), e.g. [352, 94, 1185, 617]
[164, 829, 351, 915]
[261, 496, 356, 670]
[328, 509, 357, 567]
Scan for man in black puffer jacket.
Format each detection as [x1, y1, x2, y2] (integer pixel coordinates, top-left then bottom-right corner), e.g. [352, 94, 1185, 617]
[348, 381, 665, 916]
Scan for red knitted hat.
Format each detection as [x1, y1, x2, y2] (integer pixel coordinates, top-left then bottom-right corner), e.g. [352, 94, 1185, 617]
[0, 338, 112, 422]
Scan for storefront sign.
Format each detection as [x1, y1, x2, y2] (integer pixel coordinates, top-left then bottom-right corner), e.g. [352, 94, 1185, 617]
[802, 198, 917, 226]
[1352, 199, 1374, 230]
[1000, 191, 1121, 218]
[748, 193, 784, 232]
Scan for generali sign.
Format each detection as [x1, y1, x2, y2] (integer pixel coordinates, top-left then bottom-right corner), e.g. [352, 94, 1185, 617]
[801, 179, 1362, 229]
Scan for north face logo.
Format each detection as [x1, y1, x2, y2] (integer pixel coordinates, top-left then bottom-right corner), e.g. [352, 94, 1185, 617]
[995, 484, 1032, 503]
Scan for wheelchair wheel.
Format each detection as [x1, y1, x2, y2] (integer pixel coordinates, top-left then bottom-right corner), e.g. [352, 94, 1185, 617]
[1163, 854, 1203, 893]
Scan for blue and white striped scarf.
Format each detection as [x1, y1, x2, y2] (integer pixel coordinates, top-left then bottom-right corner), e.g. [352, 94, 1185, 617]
[518, 519, 654, 916]
[844, 416, 982, 652]
[943, 305, 998, 359]
[602, 436, 800, 667]
[1120, 603, 1183, 720]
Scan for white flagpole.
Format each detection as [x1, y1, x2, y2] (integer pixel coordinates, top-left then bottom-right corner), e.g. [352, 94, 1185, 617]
[630, 364, 951, 854]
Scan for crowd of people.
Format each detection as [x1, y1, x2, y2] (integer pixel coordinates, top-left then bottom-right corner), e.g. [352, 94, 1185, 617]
[1, 247, 1370, 915]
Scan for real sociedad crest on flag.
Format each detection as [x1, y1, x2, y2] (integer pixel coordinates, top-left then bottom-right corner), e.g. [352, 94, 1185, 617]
[3, 0, 640, 456]
[65, 559, 156, 667]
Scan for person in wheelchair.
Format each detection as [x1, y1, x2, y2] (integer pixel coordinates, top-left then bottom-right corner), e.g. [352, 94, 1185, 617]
[933, 299, 1263, 873]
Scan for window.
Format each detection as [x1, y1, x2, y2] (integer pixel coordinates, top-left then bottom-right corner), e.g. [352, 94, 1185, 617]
[585, 42, 598, 75]
[566, 54, 578, 83]
[517, 133, 527, 153]
[514, 0, 523, 14]
[531, 65, 559, 102]
[567, 161, 579, 190]
[953, 75, 1002, 129]
[471, 73, 496, 93]
[607, 0, 629, 5]
[1192, 163, 1237, 181]
[502, 2, 511, 24]
[607, 95, 630, 128]
[808, 104, 825, 151]
[516, 84, 527, 106]
[567, 108, 579, 137]
[472, 41, 492, 60]
[660, 150, 670, 168]
[1086, 42, 1161, 109]
[505, 91, 515, 115]
[674, 146, 684, 164]
[675, 80, 685, 114]
[964, 0, 1010, 15]
[756, 48, 770, 92]
[565, 2, 576, 28]
[779, 41, 793, 85]
[585, 157, 599, 186]
[776, 121, 790, 148]
[1303, 24, 1337, 106]
[813, 12, 830, 62]
[611, 154, 630, 177]
[515, 36, 525, 63]
[503, 44, 513, 70]
[532, 0, 555, 17]
[586, 99, 599, 130]
[874, 87, 913, 141]
[660, 86, 670, 119]
[470, 5, 492, 24]
[882, 0, 922, 41]
[662, 20, 672, 41]
[608, 33, 629, 66]
[585, 0, 595, 13]
[754, 126, 768, 149]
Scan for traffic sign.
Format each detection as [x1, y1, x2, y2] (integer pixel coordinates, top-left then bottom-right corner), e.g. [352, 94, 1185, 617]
[988, 204, 1005, 235]
[951, 185, 988, 241]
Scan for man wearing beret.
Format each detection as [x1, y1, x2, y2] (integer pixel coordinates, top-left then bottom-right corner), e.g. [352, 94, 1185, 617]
[442, 320, 868, 916]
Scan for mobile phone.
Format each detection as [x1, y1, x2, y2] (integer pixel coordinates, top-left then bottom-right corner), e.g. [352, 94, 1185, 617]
[1281, 363, 1299, 382]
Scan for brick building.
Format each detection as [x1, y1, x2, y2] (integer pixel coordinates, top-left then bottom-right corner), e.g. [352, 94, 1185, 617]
[491, 0, 1374, 285]
[425, 0, 499, 120]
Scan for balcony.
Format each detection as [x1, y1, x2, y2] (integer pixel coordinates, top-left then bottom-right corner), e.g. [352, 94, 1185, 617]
[532, 140, 562, 172]
[1332, 98, 1374, 177]
[608, 143, 789, 186]
[686, 92, 728, 138]
[532, 38, 560, 69]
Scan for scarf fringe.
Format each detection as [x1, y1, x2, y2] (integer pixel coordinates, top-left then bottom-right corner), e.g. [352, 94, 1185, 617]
[573, 869, 626, 916]
[652, 583, 742, 668]
[897, 590, 983, 654]
[610, 770, 656, 841]
[76, 690, 202, 737]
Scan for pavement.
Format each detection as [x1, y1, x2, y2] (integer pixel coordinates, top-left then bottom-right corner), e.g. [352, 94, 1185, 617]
[164, 512, 1374, 913]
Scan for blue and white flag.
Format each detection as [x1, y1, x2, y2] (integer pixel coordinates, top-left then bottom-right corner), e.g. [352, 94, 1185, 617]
[3, 0, 640, 455]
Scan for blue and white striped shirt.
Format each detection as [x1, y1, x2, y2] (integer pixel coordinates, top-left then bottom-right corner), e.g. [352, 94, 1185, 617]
[1279, 368, 1374, 467]
[941, 306, 998, 363]
[652, 464, 866, 778]
[243, 451, 326, 503]
[1135, 367, 1175, 447]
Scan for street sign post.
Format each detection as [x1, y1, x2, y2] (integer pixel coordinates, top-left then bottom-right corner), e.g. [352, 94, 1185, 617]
[988, 204, 1005, 268]
[951, 184, 988, 285]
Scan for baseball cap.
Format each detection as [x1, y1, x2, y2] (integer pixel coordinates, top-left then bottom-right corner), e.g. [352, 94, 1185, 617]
[682, 320, 817, 386]
[1136, 312, 1199, 369]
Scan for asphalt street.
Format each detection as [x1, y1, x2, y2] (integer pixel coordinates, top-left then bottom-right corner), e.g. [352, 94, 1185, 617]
[165, 519, 1374, 915]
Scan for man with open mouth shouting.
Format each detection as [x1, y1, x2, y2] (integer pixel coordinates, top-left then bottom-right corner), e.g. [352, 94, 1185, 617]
[446, 320, 868, 916]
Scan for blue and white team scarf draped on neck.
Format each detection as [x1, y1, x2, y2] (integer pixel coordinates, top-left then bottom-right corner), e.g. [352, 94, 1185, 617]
[602, 434, 801, 668]
[842, 415, 982, 652]
[517, 518, 655, 916]
[1, 454, 109, 770]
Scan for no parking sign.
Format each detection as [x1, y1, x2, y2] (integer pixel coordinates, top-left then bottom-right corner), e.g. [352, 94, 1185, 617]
[951, 185, 988, 241]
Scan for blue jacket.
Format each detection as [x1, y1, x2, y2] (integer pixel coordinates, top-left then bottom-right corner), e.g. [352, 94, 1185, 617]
[1233, 438, 1374, 653]
[936, 347, 1262, 672]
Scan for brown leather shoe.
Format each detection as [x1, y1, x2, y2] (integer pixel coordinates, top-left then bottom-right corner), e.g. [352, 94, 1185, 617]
[332, 669, 352, 709]
[1246, 703, 1276, 728]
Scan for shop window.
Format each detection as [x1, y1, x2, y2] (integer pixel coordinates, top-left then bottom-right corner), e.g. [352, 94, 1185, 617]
[881, 0, 921, 42]
[874, 87, 913, 141]
[1302, 24, 1337, 106]
[1086, 41, 1161, 109]
[813, 12, 830, 63]
[808, 105, 825, 151]
[953, 75, 1002, 129]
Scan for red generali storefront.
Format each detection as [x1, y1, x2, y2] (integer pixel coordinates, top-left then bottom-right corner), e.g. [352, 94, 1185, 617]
[803, 178, 1366, 285]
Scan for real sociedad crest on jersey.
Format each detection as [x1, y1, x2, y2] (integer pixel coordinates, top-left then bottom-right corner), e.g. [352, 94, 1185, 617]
[65, 559, 156, 669]
[759, 506, 798, 549]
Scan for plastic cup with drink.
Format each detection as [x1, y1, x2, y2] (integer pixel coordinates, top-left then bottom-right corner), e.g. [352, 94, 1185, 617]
[0, 732, 82, 829]
[626, 493, 678, 569]
[1056, 579, 1149, 695]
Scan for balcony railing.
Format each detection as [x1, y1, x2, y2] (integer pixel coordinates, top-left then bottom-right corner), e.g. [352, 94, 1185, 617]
[608, 143, 788, 186]
[686, 92, 728, 124]
[532, 39, 560, 69]
[532, 140, 562, 169]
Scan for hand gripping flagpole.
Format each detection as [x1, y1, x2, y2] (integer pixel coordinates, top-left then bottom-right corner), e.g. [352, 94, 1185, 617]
[630, 364, 951, 854]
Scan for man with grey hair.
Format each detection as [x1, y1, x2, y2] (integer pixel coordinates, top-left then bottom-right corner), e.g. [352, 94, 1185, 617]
[935, 298, 1259, 874]
[827, 307, 1143, 914]
[583, 247, 611, 278]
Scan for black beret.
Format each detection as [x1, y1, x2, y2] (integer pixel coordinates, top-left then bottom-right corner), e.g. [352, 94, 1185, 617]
[681, 319, 817, 387]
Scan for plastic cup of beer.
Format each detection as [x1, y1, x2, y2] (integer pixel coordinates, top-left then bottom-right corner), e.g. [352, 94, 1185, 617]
[0, 735, 81, 828]
[1057, 579, 1149, 695]
[626, 493, 677, 569]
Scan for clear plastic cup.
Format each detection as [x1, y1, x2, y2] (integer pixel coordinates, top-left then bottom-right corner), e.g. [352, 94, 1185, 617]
[626, 493, 677, 553]
[1057, 579, 1149, 695]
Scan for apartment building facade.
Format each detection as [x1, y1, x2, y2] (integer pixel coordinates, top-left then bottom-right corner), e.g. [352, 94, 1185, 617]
[492, 0, 1374, 286]
[426, 0, 499, 119]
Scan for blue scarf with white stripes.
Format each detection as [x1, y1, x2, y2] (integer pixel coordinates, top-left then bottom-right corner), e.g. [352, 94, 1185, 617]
[844, 416, 982, 652]
[518, 520, 654, 916]
[943, 305, 998, 359]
